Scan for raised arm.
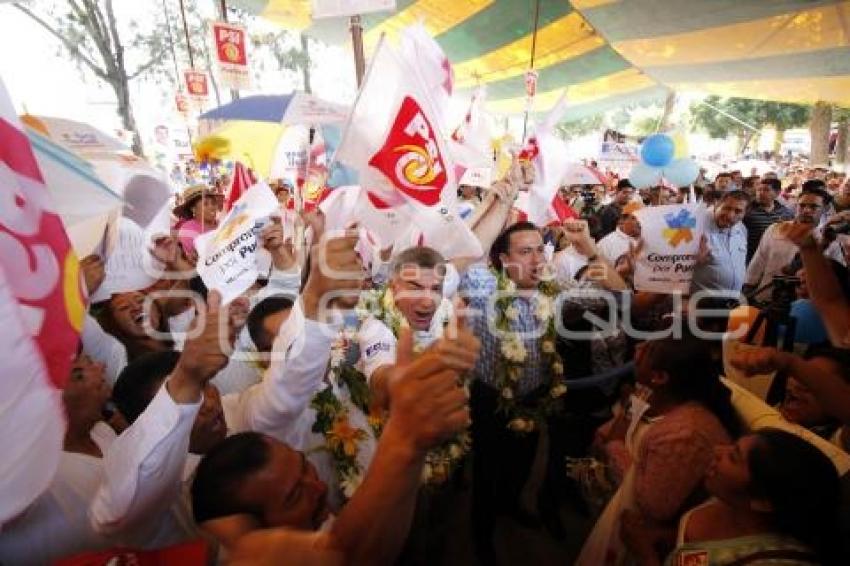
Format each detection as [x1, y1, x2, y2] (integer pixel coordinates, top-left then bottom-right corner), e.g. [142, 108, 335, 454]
[90, 291, 234, 537]
[784, 222, 850, 347]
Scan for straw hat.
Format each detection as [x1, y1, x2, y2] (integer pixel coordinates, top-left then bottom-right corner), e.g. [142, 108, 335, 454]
[172, 184, 221, 219]
[621, 201, 644, 217]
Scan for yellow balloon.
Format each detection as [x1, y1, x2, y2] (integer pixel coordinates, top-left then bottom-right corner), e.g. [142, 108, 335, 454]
[63, 251, 86, 333]
[671, 131, 689, 160]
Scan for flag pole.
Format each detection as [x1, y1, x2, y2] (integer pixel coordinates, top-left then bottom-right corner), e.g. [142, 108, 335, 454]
[350, 15, 366, 86]
[521, 0, 542, 143]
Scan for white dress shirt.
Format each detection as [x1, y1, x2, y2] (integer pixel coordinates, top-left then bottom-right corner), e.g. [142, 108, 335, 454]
[745, 223, 802, 301]
[0, 387, 200, 566]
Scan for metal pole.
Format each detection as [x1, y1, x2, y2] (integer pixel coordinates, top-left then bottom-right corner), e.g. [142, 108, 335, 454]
[521, 0, 542, 142]
[162, 0, 193, 146]
[178, 0, 195, 69]
[350, 15, 366, 87]
[218, 0, 240, 100]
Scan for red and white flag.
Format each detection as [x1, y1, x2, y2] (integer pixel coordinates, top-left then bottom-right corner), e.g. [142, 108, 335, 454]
[400, 23, 454, 128]
[223, 161, 257, 212]
[523, 91, 574, 226]
[450, 86, 493, 174]
[0, 78, 82, 523]
[334, 34, 482, 260]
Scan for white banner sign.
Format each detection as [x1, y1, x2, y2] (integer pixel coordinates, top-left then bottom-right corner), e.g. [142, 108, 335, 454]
[195, 183, 280, 303]
[90, 218, 158, 303]
[311, 0, 396, 19]
[283, 93, 349, 125]
[633, 204, 706, 294]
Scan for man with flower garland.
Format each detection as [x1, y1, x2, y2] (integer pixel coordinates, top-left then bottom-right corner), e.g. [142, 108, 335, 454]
[461, 217, 628, 563]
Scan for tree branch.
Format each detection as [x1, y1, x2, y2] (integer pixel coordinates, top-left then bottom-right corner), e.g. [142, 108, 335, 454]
[103, 0, 127, 81]
[13, 2, 109, 81]
[67, 0, 115, 77]
[128, 46, 170, 80]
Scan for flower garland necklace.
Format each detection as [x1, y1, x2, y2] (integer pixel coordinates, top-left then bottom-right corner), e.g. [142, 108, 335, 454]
[310, 323, 382, 501]
[356, 287, 472, 486]
[493, 269, 567, 434]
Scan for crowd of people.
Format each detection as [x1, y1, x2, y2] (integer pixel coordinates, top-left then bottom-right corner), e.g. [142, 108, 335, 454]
[2, 154, 850, 566]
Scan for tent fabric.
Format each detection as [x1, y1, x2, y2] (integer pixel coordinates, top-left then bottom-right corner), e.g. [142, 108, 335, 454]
[233, 0, 668, 115]
[235, 0, 850, 113]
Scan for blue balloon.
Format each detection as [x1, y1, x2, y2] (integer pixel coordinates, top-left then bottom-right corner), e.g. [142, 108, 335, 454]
[788, 299, 828, 344]
[628, 162, 662, 190]
[663, 158, 700, 187]
[641, 134, 675, 167]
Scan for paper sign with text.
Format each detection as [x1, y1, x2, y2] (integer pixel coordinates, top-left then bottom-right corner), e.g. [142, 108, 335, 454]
[633, 204, 706, 294]
[195, 183, 279, 303]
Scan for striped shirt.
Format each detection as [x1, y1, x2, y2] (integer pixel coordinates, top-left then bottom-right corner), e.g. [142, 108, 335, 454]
[743, 201, 794, 263]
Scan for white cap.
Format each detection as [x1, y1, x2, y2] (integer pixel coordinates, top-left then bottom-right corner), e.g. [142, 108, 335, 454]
[459, 167, 492, 188]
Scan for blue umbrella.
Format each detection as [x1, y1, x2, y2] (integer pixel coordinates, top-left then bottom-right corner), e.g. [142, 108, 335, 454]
[199, 94, 297, 123]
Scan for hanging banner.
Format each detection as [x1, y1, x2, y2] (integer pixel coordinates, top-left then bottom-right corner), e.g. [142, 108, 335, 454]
[211, 21, 251, 90]
[175, 92, 190, 118]
[195, 182, 280, 304]
[633, 204, 706, 294]
[184, 70, 209, 107]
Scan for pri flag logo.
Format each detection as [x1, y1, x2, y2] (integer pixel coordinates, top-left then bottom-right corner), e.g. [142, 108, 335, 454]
[368, 96, 447, 206]
[662, 208, 697, 247]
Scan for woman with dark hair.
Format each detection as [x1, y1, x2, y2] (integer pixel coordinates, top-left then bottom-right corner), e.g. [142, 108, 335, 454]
[577, 332, 739, 564]
[623, 428, 841, 566]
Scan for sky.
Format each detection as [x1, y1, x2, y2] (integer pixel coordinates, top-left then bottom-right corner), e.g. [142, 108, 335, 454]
[0, 0, 358, 152]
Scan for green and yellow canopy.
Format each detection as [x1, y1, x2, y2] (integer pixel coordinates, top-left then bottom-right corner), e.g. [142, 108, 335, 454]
[235, 0, 850, 113]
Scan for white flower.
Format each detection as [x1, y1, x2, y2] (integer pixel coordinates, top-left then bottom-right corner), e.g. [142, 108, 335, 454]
[354, 306, 370, 320]
[340, 471, 363, 499]
[421, 463, 433, 483]
[507, 366, 521, 382]
[501, 336, 527, 363]
[501, 387, 514, 400]
[535, 296, 554, 321]
[541, 339, 555, 354]
[550, 384, 568, 398]
[504, 304, 521, 321]
[552, 361, 564, 375]
[330, 347, 346, 367]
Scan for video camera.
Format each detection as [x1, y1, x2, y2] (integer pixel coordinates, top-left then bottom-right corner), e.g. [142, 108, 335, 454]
[823, 221, 850, 242]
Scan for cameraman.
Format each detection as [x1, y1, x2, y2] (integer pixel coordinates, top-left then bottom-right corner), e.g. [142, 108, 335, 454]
[782, 220, 850, 348]
[597, 179, 636, 239]
[743, 183, 830, 302]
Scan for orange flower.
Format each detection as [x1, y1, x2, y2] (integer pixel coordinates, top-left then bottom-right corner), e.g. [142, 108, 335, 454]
[328, 416, 367, 457]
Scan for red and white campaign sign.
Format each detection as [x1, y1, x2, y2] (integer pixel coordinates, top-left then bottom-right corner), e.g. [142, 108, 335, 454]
[0, 78, 79, 523]
[184, 70, 209, 107]
[212, 21, 251, 90]
[368, 96, 448, 207]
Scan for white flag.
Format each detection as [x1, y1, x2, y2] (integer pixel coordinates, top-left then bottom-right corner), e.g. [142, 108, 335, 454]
[524, 91, 572, 227]
[334, 35, 482, 260]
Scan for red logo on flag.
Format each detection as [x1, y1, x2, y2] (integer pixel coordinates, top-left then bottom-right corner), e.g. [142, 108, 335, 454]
[368, 96, 447, 207]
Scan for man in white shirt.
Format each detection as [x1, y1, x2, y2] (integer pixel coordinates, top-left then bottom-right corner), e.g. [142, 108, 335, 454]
[192, 318, 481, 566]
[595, 201, 643, 265]
[0, 290, 239, 565]
[745, 186, 829, 302]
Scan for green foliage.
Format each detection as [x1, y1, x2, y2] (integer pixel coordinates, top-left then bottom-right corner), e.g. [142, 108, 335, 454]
[690, 95, 810, 139]
[553, 114, 604, 139]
